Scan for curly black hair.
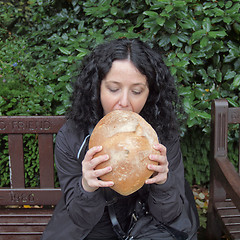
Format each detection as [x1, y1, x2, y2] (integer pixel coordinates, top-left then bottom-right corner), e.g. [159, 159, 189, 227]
[67, 38, 180, 140]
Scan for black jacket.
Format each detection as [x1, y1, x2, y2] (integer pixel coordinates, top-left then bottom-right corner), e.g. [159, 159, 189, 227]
[41, 120, 199, 240]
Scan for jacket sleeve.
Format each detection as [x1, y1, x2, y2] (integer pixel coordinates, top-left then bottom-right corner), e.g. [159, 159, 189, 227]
[147, 135, 185, 224]
[54, 122, 106, 230]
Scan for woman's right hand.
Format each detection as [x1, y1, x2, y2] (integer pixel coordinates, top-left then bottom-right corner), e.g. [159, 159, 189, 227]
[81, 146, 114, 192]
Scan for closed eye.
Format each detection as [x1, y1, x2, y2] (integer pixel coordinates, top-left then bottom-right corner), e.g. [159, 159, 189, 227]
[132, 89, 143, 95]
[108, 87, 119, 93]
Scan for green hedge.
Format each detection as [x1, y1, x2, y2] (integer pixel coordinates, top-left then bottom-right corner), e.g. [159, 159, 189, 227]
[0, 0, 240, 186]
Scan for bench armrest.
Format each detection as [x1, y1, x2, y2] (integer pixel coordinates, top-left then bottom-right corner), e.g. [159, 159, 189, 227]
[215, 156, 240, 210]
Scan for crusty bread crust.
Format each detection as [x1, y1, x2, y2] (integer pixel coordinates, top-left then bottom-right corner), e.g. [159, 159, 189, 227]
[89, 110, 159, 196]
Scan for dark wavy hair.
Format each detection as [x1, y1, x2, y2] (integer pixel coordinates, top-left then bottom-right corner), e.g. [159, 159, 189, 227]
[68, 38, 180, 140]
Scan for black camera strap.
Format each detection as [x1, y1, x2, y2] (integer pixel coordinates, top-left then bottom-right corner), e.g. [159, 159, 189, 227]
[104, 188, 129, 240]
[104, 188, 188, 240]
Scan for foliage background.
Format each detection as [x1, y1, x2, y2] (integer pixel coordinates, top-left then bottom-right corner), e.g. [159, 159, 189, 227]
[0, 0, 240, 187]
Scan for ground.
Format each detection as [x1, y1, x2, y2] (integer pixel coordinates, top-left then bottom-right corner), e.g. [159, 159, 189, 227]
[193, 185, 229, 240]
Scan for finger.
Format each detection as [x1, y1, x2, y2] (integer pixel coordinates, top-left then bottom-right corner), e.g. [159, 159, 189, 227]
[98, 180, 114, 188]
[148, 163, 168, 173]
[149, 154, 168, 166]
[93, 165, 113, 179]
[153, 143, 167, 155]
[87, 167, 114, 188]
[90, 154, 109, 169]
[88, 178, 114, 188]
[145, 173, 168, 185]
[84, 146, 103, 162]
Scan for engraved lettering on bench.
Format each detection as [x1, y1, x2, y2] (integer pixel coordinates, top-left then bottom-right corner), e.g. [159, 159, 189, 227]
[11, 120, 51, 130]
[217, 113, 226, 156]
[0, 121, 6, 130]
[10, 192, 35, 203]
[231, 110, 240, 122]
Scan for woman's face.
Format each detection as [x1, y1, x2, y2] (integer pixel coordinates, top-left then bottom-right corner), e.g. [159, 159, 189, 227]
[100, 59, 149, 115]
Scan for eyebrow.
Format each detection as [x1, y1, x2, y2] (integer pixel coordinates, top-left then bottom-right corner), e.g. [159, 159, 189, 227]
[104, 80, 148, 86]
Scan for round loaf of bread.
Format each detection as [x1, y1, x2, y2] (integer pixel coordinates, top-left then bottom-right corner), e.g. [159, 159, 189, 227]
[89, 110, 159, 196]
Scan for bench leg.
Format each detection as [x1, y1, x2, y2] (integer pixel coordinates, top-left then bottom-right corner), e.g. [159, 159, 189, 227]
[206, 206, 222, 240]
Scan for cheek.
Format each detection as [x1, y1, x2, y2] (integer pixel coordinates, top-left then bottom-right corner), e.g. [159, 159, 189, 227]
[134, 93, 149, 113]
[100, 91, 114, 114]
[134, 101, 146, 113]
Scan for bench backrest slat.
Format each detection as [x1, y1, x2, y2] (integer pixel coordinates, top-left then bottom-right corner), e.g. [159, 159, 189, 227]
[39, 134, 54, 188]
[8, 134, 25, 188]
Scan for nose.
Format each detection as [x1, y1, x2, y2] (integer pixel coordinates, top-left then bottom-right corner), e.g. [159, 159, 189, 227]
[119, 91, 129, 108]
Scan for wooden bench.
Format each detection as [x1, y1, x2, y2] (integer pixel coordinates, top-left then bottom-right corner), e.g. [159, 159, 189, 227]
[207, 99, 240, 240]
[0, 116, 66, 240]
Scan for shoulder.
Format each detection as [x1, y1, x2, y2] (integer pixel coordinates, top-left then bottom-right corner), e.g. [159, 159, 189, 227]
[56, 119, 89, 159]
[160, 130, 180, 150]
[57, 119, 87, 139]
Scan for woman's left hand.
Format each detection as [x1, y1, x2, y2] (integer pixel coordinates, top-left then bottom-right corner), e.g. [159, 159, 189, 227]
[145, 143, 169, 185]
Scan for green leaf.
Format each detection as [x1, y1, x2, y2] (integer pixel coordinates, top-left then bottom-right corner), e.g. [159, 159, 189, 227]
[156, 17, 165, 26]
[207, 66, 217, 78]
[170, 34, 178, 45]
[165, 4, 174, 13]
[143, 11, 158, 17]
[59, 47, 71, 55]
[55, 106, 65, 115]
[224, 54, 236, 63]
[213, 8, 225, 17]
[110, 7, 118, 16]
[174, 60, 189, 67]
[165, 19, 176, 30]
[232, 75, 240, 88]
[187, 115, 199, 127]
[195, 110, 211, 120]
[58, 75, 70, 82]
[66, 83, 73, 93]
[183, 97, 192, 114]
[233, 22, 240, 35]
[224, 70, 236, 80]
[200, 36, 209, 48]
[178, 86, 192, 96]
[208, 31, 227, 38]
[216, 71, 222, 82]
[223, 16, 232, 24]
[173, 1, 186, 7]
[225, 1, 233, 9]
[78, 21, 85, 32]
[158, 35, 170, 47]
[103, 18, 114, 26]
[46, 85, 55, 94]
[185, 46, 192, 54]
[227, 98, 239, 107]
[198, 69, 208, 80]
[179, 18, 199, 31]
[226, 3, 240, 14]
[191, 30, 206, 42]
[202, 18, 211, 32]
[178, 34, 189, 43]
[76, 48, 89, 58]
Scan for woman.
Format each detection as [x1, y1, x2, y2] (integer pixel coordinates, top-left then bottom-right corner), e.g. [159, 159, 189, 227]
[41, 38, 199, 240]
